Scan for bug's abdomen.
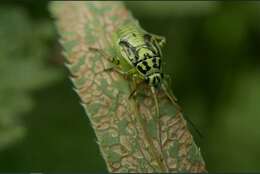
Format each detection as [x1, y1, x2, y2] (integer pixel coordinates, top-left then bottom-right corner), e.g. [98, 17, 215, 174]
[136, 57, 161, 76]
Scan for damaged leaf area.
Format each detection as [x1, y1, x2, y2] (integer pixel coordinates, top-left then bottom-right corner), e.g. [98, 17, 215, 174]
[50, 1, 206, 172]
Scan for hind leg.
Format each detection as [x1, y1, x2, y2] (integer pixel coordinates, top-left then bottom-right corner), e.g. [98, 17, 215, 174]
[89, 47, 120, 65]
[151, 34, 166, 47]
[161, 76, 182, 112]
[128, 74, 146, 99]
[89, 47, 137, 77]
[162, 76, 203, 137]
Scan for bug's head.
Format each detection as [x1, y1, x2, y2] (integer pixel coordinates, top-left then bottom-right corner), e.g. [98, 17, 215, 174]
[145, 73, 164, 89]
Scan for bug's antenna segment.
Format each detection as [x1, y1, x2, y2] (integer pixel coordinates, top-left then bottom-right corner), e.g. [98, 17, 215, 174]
[161, 82, 203, 138]
[161, 83, 182, 112]
[151, 86, 168, 170]
[151, 87, 160, 119]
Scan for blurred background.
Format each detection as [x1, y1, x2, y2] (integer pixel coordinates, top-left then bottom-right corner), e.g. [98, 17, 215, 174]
[0, 1, 260, 172]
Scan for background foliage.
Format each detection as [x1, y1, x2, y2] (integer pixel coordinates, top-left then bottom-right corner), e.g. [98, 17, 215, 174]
[0, 1, 260, 172]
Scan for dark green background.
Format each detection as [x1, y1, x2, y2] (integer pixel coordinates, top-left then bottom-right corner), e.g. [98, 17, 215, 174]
[0, 1, 260, 172]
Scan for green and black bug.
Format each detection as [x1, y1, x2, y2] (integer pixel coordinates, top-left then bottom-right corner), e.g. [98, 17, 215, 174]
[90, 21, 181, 117]
[90, 20, 182, 171]
[90, 21, 203, 137]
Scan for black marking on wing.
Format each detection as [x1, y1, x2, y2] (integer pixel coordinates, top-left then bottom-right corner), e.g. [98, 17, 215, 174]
[144, 52, 152, 59]
[144, 34, 160, 56]
[119, 40, 136, 55]
[152, 75, 161, 87]
[153, 39, 161, 57]
[137, 61, 151, 74]
[119, 40, 139, 63]
[152, 58, 161, 69]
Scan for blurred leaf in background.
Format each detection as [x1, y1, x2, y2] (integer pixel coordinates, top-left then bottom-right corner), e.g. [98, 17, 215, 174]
[0, 6, 62, 151]
[207, 70, 260, 170]
[0, 1, 260, 172]
[126, 1, 220, 17]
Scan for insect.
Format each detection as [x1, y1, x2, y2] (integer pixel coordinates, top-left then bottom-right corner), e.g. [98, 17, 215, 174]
[90, 21, 181, 115]
[90, 21, 202, 138]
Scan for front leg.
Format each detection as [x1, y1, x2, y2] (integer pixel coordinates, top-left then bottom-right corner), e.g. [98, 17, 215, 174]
[151, 34, 166, 47]
[128, 74, 145, 99]
[89, 46, 124, 75]
[89, 47, 120, 65]
[108, 67, 137, 77]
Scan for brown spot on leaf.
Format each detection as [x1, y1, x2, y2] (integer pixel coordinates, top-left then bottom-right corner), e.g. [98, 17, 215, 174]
[51, 1, 206, 172]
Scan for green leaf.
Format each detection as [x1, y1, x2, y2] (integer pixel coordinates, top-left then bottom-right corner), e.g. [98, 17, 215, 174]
[126, 1, 220, 17]
[50, 1, 206, 172]
[0, 7, 62, 150]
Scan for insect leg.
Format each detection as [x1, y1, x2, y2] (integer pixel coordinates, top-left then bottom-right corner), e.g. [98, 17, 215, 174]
[89, 47, 120, 65]
[163, 74, 178, 101]
[151, 87, 169, 168]
[89, 47, 125, 75]
[131, 83, 168, 171]
[161, 79, 182, 112]
[162, 78, 204, 138]
[151, 87, 162, 154]
[151, 87, 160, 119]
[128, 74, 146, 99]
[151, 88, 159, 125]
[151, 34, 166, 47]
[89, 47, 140, 74]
